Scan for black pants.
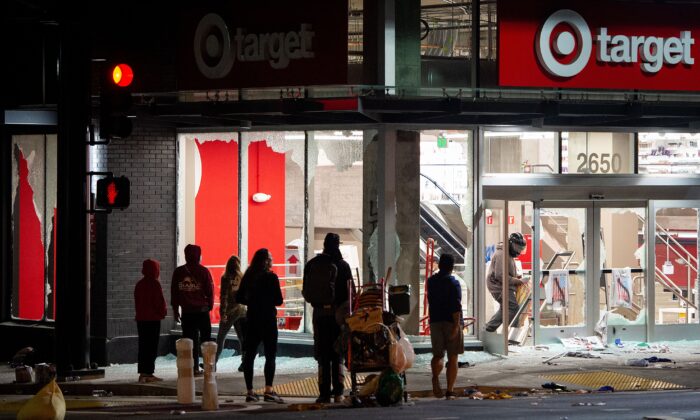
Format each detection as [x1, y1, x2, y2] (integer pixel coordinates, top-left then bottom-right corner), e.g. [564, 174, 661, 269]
[137, 320, 161, 375]
[313, 312, 344, 398]
[181, 311, 212, 371]
[485, 287, 519, 331]
[242, 318, 278, 390]
[216, 314, 247, 361]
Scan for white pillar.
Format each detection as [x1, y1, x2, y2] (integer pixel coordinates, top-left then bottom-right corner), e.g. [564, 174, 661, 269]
[176, 338, 195, 404]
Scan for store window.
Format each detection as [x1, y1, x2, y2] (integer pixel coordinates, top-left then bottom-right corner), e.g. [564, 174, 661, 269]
[11, 134, 57, 321]
[638, 133, 700, 174]
[562, 132, 634, 174]
[309, 130, 363, 285]
[654, 207, 699, 325]
[484, 131, 558, 174]
[419, 130, 474, 335]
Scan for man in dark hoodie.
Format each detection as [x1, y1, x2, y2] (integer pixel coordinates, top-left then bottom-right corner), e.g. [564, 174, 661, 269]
[172, 244, 215, 374]
[485, 232, 527, 332]
[304, 233, 352, 404]
[135, 259, 167, 383]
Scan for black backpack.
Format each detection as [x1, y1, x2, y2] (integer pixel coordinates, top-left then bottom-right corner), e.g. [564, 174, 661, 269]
[302, 254, 337, 307]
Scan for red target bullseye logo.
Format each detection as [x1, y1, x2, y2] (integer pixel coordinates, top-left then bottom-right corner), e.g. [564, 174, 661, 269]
[536, 9, 592, 78]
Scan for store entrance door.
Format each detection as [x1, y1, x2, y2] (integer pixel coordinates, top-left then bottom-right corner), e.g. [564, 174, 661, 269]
[532, 201, 647, 345]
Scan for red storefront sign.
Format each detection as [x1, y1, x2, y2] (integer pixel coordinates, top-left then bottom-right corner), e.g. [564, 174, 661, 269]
[499, 0, 700, 91]
[178, 0, 347, 89]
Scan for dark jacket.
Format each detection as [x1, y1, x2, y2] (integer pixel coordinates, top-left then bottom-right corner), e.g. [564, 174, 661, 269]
[237, 271, 283, 324]
[220, 271, 246, 319]
[135, 259, 167, 321]
[332, 254, 353, 307]
[171, 244, 215, 313]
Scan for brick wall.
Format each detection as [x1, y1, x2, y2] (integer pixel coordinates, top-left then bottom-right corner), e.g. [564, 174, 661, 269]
[103, 126, 177, 338]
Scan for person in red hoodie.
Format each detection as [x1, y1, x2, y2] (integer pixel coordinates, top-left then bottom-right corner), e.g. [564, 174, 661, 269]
[134, 259, 167, 383]
[171, 244, 215, 374]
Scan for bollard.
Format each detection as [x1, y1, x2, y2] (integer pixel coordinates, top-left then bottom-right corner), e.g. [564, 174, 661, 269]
[201, 341, 219, 410]
[176, 338, 195, 404]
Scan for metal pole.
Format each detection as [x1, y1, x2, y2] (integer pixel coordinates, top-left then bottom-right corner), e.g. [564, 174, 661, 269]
[503, 201, 509, 354]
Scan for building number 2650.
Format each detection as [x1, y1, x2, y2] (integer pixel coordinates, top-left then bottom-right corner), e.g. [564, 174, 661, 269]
[576, 152, 622, 173]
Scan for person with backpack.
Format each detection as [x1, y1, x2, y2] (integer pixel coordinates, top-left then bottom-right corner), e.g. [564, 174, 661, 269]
[237, 248, 285, 404]
[171, 244, 215, 375]
[215, 255, 247, 372]
[303, 233, 353, 404]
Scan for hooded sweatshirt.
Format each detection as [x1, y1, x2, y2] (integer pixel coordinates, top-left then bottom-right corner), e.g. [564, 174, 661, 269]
[171, 244, 215, 313]
[134, 259, 167, 321]
[486, 243, 520, 295]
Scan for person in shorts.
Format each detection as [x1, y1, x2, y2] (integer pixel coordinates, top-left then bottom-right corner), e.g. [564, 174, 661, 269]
[427, 253, 464, 400]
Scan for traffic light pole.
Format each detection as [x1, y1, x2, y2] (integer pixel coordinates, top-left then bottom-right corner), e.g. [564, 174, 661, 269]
[56, 12, 103, 379]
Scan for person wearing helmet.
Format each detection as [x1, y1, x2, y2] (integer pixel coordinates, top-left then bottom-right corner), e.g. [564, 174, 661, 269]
[485, 232, 528, 332]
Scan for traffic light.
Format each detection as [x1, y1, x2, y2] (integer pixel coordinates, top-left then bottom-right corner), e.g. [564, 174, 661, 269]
[96, 176, 130, 209]
[100, 63, 134, 139]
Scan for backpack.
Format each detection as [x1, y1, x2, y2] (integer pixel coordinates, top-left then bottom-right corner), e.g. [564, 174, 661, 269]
[302, 254, 337, 307]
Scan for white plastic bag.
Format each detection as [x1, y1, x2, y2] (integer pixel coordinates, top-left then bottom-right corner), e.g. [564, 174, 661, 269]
[396, 324, 415, 369]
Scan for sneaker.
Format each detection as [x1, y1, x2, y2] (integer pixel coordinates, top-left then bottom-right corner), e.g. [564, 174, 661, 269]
[263, 391, 285, 404]
[315, 396, 331, 404]
[333, 395, 344, 404]
[484, 325, 497, 333]
[445, 391, 458, 400]
[193, 370, 204, 377]
[245, 393, 259, 403]
[237, 363, 244, 373]
[138, 374, 163, 383]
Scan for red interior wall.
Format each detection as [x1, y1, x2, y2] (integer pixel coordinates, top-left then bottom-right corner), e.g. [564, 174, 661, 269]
[655, 243, 698, 288]
[247, 140, 285, 288]
[17, 150, 45, 320]
[194, 140, 239, 323]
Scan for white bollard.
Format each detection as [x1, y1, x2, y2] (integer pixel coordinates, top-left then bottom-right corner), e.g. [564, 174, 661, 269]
[201, 341, 219, 410]
[175, 338, 195, 404]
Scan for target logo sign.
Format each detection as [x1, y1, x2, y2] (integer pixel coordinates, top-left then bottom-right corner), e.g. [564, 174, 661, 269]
[499, 1, 700, 91]
[535, 10, 592, 78]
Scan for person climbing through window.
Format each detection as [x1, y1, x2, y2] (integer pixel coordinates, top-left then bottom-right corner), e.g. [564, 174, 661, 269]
[485, 232, 528, 332]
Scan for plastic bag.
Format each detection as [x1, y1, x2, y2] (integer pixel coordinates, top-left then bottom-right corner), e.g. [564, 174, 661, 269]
[387, 325, 407, 373]
[17, 379, 66, 420]
[396, 324, 415, 369]
[376, 368, 404, 406]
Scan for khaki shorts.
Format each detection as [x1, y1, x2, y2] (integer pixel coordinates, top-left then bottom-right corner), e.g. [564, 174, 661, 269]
[430, 321, 464, 357]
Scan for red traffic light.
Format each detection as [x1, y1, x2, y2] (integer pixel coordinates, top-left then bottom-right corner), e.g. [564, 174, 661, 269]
[112, 64, 133, 87]
[96, 176, 130, 209]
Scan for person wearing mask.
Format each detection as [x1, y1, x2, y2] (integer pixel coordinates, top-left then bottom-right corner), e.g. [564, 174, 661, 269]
[237, 248, 285, 404]
[304, 232, 352, 404]
[134, 259, 167, 383]
[171, 244, 215, 375]
[427, 253, 463, 400]
[485, 232, 527, 332]
[215, 255, 247, 371]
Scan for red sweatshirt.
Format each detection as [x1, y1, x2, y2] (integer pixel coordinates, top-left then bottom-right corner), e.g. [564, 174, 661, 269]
[134, 259, 167, 321]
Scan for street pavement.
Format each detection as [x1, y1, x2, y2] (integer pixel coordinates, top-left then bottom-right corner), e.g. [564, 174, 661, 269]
[2, 341, 700, 418]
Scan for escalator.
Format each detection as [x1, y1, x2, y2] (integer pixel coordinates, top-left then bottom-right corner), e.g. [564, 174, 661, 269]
[419, 173, 469, 264]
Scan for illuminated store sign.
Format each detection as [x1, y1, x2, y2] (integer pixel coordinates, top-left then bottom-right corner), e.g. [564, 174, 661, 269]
[499, 0, 700, 91]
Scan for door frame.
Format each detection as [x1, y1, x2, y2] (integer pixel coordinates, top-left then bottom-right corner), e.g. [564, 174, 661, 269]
[648, 200, 700, 341]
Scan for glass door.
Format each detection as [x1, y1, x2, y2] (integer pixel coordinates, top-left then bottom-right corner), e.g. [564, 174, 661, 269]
[649, 201, 700, 341]
[533, 203, 592, 343]
[533, 201, 648, 344]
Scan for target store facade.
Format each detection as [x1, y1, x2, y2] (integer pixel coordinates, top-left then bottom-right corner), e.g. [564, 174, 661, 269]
[3, 0, 700, 369]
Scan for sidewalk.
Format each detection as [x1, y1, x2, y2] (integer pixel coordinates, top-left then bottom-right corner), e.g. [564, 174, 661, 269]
[2, 339, 700, 416]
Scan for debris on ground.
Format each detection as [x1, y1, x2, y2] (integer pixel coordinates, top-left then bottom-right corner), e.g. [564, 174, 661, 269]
[572, 402, 606, 406]
[597, 385, 614, 392]
[625, 358, 650, 367]
[541, 382, 568, 391]
[644, 356, 673, 363]
[565, 351, 601, 359]
[458, 361, 472, 368]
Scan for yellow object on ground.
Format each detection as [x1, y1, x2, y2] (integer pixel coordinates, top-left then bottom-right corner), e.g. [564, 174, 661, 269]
[16, 380, 66, 420]
[542, 370, 685, 391]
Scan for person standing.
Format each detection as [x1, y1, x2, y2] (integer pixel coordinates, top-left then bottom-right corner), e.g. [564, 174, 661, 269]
[427, 253, 463, 400]
[237, 248, 285, 403]
[304, 233, 352, 404]
[171, 244, 215, 375]
[134, 259, 167, 383]
[485, 232, 527, 333]
[215, 255, 247, 371]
